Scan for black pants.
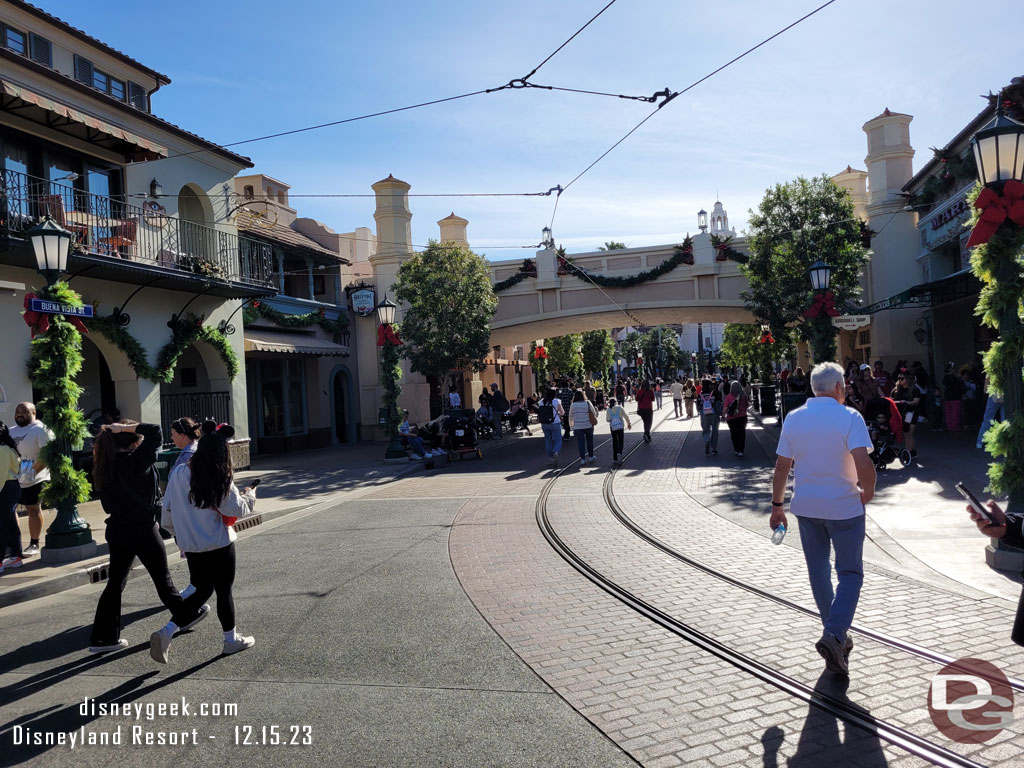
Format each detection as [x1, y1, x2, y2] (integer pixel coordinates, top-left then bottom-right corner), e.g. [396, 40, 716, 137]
[185, 543, 237, 631]
[90, 523, 197, 644]
[728, 417, 746, 453]
[0, 479, 22, 560]
[611, 429, 624, 459]
[638, 408, 653, 438]
[510, 411, 529, 430]
[673, 399, 683, 417]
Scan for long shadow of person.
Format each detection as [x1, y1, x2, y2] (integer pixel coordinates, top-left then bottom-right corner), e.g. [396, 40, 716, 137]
[785, 672, 888, 767]
[761, 725, 784, 768]
[0, 605, 177, 707]
[1, 656, 223, 766]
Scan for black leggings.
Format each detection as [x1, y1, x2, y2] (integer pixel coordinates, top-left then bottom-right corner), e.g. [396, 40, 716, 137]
[185, 544, 237, 631]
[727, 417, 746, 452]
[638, 408, 653, 438]
[91, 523, 196, 644]
[611, 429, 624, 458]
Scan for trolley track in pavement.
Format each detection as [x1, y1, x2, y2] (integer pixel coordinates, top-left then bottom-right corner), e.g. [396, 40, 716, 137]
[604, 416, 1024, 696]
[535, 414, 991, 768]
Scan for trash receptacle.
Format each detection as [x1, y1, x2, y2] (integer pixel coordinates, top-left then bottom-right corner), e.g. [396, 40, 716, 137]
[779, 391, 809, 422]
[759, 385, 777, 417]
[155, 447, 181, 492]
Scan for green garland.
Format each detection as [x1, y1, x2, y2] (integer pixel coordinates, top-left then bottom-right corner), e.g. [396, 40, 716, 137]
[28, 282, 92, 507]
[492, 259, 537, 293]
[380, 335, 403, 439]
[968, 183, 1024, 501]
[89, 314, 238, 382]
[710, 234, 747, 263]
[243, 299, 349, 336]
[89, 314, 158, 380]
[157, 315, 238, 381]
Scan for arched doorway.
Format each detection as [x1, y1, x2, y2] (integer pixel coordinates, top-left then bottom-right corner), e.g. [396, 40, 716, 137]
[159, 344, 230, 438]
[329, 364, 356, 445]
[177, 184, 215, 264]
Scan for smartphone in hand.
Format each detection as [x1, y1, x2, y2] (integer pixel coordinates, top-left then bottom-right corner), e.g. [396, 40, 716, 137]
[249, 478, 261, 488]
[956, 482, 993, 524]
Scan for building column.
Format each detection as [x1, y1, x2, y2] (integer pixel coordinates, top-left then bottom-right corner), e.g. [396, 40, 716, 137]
[306, 257, 315, 300]
[275, 248, 285, 294]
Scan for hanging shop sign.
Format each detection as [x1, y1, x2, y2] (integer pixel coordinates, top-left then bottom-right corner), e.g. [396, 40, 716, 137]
[351, 289, 375, 317]
[832, 314, 870, 331]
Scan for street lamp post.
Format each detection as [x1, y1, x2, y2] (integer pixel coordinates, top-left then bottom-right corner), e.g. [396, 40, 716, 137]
[26, 217, 96, 555]
[968, 94, 1024, 517]
[804, 259, 838, 363]
[375, 294, 408, 461]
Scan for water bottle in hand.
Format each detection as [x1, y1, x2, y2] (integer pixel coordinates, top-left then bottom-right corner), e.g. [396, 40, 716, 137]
[771, 524, 786, 545]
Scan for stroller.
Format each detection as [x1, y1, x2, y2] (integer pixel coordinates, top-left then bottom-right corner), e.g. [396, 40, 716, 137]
[863, 397, 911, 469]
[444, 408, 483, 461]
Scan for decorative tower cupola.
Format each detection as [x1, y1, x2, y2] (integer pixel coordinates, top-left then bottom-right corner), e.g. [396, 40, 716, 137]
[709, 199, 734, 235]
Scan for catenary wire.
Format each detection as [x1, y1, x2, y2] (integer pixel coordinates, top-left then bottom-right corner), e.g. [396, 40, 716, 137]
[518, 0, 620, 83]
[549, 0, 841, 231]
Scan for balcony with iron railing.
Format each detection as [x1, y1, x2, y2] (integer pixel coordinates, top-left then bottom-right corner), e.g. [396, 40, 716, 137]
[0, 169, 275, 295]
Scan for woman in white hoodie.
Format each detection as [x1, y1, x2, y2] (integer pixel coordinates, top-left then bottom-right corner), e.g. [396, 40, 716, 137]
[151, 421, 256, 663]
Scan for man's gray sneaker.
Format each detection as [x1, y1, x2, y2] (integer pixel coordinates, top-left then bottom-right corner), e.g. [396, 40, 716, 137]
[844, 634, 854, 661]
[815, 633, 849, 675]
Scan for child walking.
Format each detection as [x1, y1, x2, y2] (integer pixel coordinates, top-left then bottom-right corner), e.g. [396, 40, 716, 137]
[605, 398, 632, 463]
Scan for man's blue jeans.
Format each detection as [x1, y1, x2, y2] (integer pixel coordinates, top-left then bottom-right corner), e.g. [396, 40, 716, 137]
[977, 396, 1005, 448]
[795, 514, 865, 641]
[542, 422, 563, 458]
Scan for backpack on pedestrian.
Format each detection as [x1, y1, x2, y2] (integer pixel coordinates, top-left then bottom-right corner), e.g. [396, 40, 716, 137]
[537, 401, 556, 424]
[701, 394, 714, 416]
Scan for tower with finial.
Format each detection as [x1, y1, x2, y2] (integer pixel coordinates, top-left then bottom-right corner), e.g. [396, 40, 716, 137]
[709, 198, 734, 235]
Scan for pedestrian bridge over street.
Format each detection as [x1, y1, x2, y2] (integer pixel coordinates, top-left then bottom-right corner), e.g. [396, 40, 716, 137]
[488, 232, 754, 347]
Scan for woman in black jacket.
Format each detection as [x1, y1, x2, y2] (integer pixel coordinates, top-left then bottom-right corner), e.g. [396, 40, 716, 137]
[88, 421, 208, 653]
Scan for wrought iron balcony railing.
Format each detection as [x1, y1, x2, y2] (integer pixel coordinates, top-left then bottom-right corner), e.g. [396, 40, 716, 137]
[0, 169, 273, 288]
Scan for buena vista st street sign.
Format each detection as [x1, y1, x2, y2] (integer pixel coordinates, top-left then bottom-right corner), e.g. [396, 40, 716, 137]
[29, 298, 94, 318]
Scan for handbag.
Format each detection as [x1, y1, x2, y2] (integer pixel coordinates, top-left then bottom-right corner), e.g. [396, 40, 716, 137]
[17, 458, 36, 486]
[588, 403, 598, 427]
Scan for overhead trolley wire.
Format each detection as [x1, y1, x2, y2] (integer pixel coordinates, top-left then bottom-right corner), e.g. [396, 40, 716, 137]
[548, 0, 841, 228]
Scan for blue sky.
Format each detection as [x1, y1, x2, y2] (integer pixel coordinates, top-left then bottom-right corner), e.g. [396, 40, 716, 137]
[47, 0, 1024, 261]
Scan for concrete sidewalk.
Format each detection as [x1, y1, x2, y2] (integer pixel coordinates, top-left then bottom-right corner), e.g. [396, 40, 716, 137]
[0, 431, 533, 608]
[741, 403, 1023, 602]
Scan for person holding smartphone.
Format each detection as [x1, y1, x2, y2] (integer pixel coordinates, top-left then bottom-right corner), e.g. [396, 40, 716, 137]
[966, 496, 1024, 646]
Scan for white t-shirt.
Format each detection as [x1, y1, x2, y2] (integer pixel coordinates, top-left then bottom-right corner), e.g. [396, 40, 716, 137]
[569, 400, 597, 430]
[9, 420, 53, 487]
[776, 397, 872, 520]
[670, 381, 685, 400]
[448, 392, 462, 408]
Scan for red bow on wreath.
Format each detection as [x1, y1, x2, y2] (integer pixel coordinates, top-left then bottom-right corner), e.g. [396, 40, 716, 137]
[759, 331, 775, 344]
[22, 293, 89, 338]
[966, 179, 1024, 248]
[804, 291, 840, 319]
[533, 345, 548, 360]
[376, 323, 403, 347]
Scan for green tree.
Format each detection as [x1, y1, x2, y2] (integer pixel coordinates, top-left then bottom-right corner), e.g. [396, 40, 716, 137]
[547, 333, 584, 378]
[719, 323, 798, 381]
[597, 241, 627, 251]
[393, 240, 498, 391]
[581, 329, 615, 379]
[742, 175, 868, 363]
[637, 326, 685, 378]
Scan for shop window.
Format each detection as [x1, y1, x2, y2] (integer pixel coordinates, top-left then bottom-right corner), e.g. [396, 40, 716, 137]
[858, 330, 871, 347]
[257, 358, 306, 438]
[243, 185, 254, 200]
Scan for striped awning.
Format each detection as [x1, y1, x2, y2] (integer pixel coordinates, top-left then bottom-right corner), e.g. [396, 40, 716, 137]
[244, 328, 349, 356]
[0, 79, 168, 158]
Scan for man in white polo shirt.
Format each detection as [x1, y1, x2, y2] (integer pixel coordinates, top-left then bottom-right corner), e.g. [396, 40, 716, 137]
[770, 362, 876, 676]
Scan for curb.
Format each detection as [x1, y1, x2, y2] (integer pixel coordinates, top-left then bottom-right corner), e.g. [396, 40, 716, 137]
[0, 503, 309, 609]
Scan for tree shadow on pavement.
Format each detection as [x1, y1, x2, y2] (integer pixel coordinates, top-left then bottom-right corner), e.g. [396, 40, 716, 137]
[1, 656, 223, 765]
[776, 671, 888, 767]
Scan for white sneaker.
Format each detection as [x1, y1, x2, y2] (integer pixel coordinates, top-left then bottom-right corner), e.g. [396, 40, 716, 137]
[412, 453, 425, 460]
[150, 630, 172, 664]
[23, 543, 40, 557]
[89, 639, 129, 654]
[223, 635, 255, 655]
[2, 556, 24, 568]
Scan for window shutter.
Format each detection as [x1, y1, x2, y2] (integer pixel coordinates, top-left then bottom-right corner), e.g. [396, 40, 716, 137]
[29, 33, 51, 66]
[73, 54, 93, 85]
[127, 81, 147, 111]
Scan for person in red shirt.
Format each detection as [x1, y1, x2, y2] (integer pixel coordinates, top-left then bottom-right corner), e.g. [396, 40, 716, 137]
[635, 380, 656, 442]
